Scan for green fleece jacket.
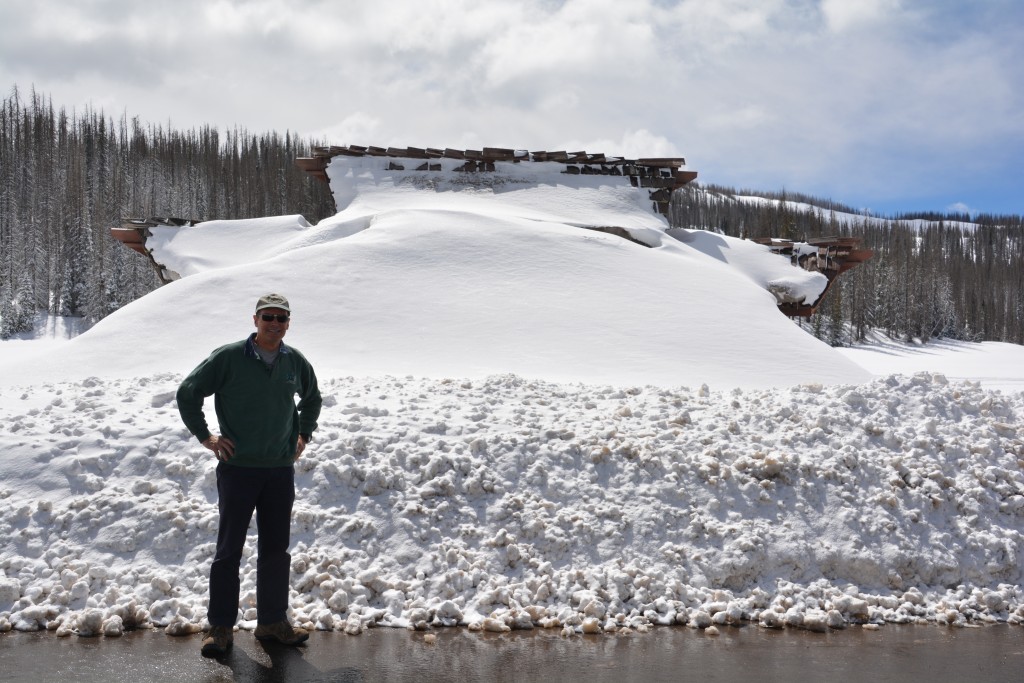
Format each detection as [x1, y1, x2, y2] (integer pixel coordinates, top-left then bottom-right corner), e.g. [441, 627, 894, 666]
[176, 334, 322, 467]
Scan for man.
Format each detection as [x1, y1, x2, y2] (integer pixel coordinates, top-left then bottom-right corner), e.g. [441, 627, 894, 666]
[177, 293, 322, 658]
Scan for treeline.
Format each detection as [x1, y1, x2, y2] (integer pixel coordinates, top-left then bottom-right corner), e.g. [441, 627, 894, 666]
[0, 86, 334, 338]
[669, 185, 1024, 346]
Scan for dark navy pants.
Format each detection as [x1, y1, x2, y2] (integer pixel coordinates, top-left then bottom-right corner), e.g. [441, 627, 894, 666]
[208, 463, 295, 627]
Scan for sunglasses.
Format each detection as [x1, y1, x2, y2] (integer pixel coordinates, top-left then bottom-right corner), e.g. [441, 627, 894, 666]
[259, 314, 290, 322]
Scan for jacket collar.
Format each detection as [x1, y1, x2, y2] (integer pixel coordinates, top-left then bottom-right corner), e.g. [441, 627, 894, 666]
[244, 332, 291, 360]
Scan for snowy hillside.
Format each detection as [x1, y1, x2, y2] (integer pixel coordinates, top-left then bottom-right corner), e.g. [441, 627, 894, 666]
[732, 193, 980, 232]
[0, 156, 866, 390]
[1, 156, 1023, 639]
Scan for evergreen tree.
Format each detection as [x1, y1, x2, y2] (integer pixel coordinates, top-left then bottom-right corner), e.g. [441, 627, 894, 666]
[670, 184, 1023, 346]
[0, 86, 334, 334]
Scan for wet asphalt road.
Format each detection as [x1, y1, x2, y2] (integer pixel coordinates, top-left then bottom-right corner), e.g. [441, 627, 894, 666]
[1, 623, 1022, 683]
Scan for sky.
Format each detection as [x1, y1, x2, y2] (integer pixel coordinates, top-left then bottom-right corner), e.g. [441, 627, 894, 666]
[1, 0, 1022, 217]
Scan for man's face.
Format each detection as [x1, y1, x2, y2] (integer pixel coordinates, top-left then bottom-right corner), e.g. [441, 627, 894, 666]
[254, 307, 290, 345]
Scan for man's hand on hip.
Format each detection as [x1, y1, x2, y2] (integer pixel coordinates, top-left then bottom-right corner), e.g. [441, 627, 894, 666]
[202, 435, 236, 462]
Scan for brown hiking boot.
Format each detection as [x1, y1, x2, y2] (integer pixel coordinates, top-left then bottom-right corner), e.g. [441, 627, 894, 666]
[201, 625, 233, 658]
[254, 620, 309, 645]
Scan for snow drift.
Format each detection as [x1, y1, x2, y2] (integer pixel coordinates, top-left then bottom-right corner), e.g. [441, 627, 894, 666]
[0, 155, 865, 389]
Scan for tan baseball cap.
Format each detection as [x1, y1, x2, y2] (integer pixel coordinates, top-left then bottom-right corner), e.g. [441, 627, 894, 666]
[255, 293, 291, 313]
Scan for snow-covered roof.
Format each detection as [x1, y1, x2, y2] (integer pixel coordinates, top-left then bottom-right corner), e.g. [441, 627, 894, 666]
[89, 145, 870, 390]
[748, 236, 873, 316]
[296, 144, 697, 216]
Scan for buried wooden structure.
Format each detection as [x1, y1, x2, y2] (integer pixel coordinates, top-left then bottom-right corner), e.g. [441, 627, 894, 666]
[110, 217, 197, 284]
[294, 145, 698, 216]
[750, 236, 874, 317]
[110, 146, 870, 317]
[111, 218, 871, 318]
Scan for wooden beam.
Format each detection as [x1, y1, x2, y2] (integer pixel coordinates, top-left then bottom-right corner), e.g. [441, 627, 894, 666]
[637, 157, 686, 168]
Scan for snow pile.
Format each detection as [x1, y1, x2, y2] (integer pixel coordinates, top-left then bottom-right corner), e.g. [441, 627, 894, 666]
[667, 227, 826, 306]
[0, 156, 858, 390]
[145, 214, 316, 280]
[1, 370, 1022, 636]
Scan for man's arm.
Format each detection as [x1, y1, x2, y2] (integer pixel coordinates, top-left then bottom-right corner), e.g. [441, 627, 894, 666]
[177, 351, 226, 445]
[177, 377, 213, 443]
[295, 357, 323, 438]
[177, 354, 238, 460]
[291, 357, 321, 461]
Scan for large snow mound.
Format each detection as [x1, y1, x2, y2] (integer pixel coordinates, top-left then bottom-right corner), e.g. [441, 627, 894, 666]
[0, 158, 859, 389]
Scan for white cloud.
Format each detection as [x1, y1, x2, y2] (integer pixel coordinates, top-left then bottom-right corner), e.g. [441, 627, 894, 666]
[202, 0, 291, 36]
[479, 0, 658, 87]
[0, 0, 1021, 214]
[820, 0, 901, 33]
[558, 129, 683, 160]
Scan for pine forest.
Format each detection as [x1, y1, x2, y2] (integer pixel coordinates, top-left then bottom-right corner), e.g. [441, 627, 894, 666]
[669, 187, 1023, 346]
[0, 88, 334, 337]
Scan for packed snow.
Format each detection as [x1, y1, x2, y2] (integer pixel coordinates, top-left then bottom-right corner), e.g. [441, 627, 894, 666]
[0, 158, 860, 390]
[1, 157, 1022, 640]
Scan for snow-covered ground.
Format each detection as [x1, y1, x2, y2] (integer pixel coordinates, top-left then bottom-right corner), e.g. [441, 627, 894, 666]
[1, 158, 1022, 638]
[731, 193, 980, 232]
[838, 335, 1024, 395]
